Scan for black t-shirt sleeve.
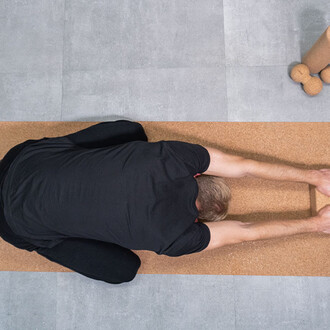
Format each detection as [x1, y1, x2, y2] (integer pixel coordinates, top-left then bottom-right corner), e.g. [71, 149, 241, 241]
[63, 120, 147, 148]
[158, 222, 211, 257]
[164, 141, 210, 175]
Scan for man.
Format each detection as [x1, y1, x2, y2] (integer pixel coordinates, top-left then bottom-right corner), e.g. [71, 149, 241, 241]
[0, 120, 329, 284]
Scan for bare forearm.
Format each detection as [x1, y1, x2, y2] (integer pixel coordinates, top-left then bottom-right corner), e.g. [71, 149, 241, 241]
[204, 146, 322, 186]
[214, 217, 319, 246]
[244, 159, 319, 185]
[243, 217, 318, 242]
[204, 215, 324, 251]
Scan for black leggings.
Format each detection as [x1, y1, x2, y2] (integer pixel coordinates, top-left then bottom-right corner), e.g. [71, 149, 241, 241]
[3, 120, 148, 284]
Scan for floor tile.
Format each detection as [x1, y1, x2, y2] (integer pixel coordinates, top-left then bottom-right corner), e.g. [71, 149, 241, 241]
[0, 0, 64, 73]
[0, 271, 57, 330]
[226, 66, 329, 121]
[62, 67, 227, 121]
[56, 273, 235, 330]
[223, 0, 330, 66]
[234, 276, 330, 330]
[63, 0, 225, 71]
[0, 72, 62, 121]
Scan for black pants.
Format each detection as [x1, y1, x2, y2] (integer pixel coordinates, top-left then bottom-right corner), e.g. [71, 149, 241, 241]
[5, 120, 148, 284]
[36, 238, 141, 284]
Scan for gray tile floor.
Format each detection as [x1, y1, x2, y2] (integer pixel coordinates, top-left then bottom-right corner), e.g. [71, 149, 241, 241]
[0, 272, 329, 330]
[1, 0, 329, 122]
[1, 0, 329, 329]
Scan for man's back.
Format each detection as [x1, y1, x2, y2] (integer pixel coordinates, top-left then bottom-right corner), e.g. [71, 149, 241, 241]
[1, 133, 210, 255]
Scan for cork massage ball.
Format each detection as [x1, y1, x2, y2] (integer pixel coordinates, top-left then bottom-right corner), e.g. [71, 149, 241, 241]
[303, 76, 323, 95]
[290, 64, 310, 82]
[290, 63, 323, 96]
[320, 66, 330, 84]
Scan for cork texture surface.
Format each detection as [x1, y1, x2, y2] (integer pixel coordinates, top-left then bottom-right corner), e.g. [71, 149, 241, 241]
[310, 186, 330, 217]
[0, 122, 329, 276]
[302, 26, 330, 73]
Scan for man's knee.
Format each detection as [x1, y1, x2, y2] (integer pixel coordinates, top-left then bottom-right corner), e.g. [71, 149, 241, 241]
[107, 253, 141, 284]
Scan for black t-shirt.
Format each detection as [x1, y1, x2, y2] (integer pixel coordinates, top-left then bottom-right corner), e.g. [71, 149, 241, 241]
[1, 121, 211, 256]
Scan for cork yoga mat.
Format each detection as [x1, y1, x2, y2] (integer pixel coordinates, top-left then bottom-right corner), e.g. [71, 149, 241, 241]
[0, 122, 329, 276]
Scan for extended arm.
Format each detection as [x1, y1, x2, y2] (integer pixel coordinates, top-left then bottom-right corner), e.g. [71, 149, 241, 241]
[203, 205, 330, 252]
[203, 146, 327, 191]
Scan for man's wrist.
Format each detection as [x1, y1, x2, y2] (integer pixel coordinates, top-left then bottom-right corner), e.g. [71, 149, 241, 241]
[307, 216, 321, 233]
[306, 169, 321, 186]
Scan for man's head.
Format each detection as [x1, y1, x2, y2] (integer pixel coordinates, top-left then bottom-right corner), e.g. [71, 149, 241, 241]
[195, 174, 231, 222]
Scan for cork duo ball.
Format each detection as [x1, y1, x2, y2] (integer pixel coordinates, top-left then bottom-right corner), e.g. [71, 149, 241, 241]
[290, 64, 323, 96]
[320, 66, 330, 84]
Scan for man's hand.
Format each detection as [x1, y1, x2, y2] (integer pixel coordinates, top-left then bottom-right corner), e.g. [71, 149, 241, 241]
[314, 205, 330, 234]
[313, 169, 330, 197]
